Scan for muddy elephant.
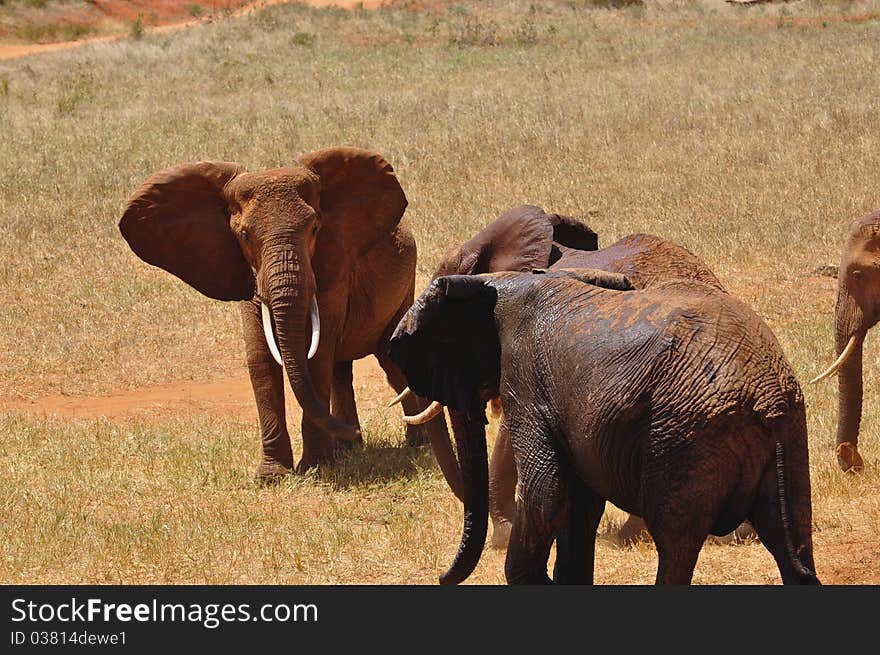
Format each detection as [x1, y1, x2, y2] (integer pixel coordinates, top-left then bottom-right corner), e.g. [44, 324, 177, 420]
[811, 210, 880, 473]
[389, 269, 819, 585]
[391, 205, 602, 521]
[118, 147, 460, 492]
[396, 205, 749, 547]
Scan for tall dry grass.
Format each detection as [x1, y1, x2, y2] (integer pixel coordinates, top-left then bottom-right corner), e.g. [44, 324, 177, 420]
[1, 0, 879, 583]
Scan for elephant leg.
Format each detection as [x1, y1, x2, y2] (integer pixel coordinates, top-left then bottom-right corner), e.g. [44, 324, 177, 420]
[489, 416, 517, 549]
[553, 478, 604, 585]
[646, 490, 719, 584]
[652, 529, 705, 585]
[298, 350, 356, 472]
[748, 460, 819, 584]
[505, 443, 568, 585]
[616, 514, 650, 546]
[642, 452, 719, 584]
[330, 360, 360, 431]
[241, 299, 294, 483]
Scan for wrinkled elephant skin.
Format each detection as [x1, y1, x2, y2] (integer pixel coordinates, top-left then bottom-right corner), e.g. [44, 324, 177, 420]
[390, 270, 819, 585]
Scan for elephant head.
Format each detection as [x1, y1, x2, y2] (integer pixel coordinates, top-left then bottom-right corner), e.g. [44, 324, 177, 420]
[812, 210, 880, 472]
[433, 204, 599, 279]
[119, 147, 407, 445]
[389, 269, 631, 584]
[388, 205, 598, 494]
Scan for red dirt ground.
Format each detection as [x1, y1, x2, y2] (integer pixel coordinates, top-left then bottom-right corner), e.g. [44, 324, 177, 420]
[0, 0, 389, 61]
[2, 357, 392, 424]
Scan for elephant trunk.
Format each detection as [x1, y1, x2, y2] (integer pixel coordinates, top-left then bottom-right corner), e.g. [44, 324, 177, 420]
[833, 288, 866, 472]
[264, 248, 359, 442]
[439, 409, 489, 585]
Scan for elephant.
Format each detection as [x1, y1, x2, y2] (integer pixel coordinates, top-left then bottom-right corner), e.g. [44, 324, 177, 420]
[389, 269, 819, 585]
[118, 146, 461, 493]
[396, 205, 753, 547]
[811, 210, 880, 473]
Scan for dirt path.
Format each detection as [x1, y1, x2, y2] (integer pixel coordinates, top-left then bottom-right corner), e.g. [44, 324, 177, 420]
[2, 357, 393, 423]
[0, 0, 388, 62]
[4, 1, 880, 63]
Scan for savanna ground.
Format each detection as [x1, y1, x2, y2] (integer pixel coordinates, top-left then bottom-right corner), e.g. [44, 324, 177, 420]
[1, 0, 879, 584]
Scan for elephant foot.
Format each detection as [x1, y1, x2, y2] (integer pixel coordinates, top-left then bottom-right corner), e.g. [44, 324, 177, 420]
[333, 435, 364, 456]
[296, 437, 363, 473]
[254, 461, 294, 485]
[295, 455, 324, 475]
[836, 442, 864, 473]
[615, 514, 651, 546]
[731, 520, 758, 543]
[490, 518, 512, 549]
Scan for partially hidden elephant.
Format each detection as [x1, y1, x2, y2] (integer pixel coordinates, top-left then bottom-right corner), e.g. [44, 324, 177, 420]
[811, 210, 880, 473]
[389, 269, 819, 584]
[119, 146, 461, 494]
[396, 205, 752, 547]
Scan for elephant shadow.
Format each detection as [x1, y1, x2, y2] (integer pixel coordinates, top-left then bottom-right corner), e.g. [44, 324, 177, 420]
[312, 423, 440, 491]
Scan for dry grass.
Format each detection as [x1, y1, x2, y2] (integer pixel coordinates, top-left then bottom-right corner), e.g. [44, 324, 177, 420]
[1, 0, 880, 583]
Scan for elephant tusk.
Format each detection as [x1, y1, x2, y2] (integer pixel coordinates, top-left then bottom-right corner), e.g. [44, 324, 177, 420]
[403, 401, 444, 425]
[261, 302, 284, 367]
[387, 386, 414, 408]
[810, 335, 858, 384]
[308, 295, 320, 360]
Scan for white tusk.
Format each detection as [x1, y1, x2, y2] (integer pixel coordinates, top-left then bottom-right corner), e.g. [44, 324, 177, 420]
[261, 302, 284, 367]
[307, 295, 320, 360]
[387, 386, 414, 408]
[403, 401, 444, 425]
[810, 335, 858, 384]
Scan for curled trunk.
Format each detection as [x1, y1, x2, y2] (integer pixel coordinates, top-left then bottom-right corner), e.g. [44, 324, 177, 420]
[439, 409, 489, 585]
[266, 249, 359, 442]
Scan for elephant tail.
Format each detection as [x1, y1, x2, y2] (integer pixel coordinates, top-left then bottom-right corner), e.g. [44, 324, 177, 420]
[772, 441, 818, 583]
[754, 388, 819, 584]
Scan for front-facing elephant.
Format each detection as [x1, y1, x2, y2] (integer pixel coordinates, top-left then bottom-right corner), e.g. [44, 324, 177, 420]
[811, 210, 880, 473]
[389, 270, 819, 584]
[119, 147, 461, 493]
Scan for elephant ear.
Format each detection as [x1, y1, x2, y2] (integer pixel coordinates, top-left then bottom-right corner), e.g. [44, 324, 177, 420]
[389, 275, 500, 415]
[437, 205, 598, 278]
[298, 147, 408, 255]
[119, 161, 255, 301]
[546, 212, 599, 252]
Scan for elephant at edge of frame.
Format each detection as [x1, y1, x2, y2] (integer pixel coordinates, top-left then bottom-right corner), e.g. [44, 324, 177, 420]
[389, 269, 820, 585]
[118, 146, 462, 495]
[390, 204, 753, 547]
[811, 209, 880, 473]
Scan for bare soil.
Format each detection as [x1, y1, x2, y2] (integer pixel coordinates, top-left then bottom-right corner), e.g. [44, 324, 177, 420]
[0, 0, 388, 61]
[1, 357, 393, 425]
